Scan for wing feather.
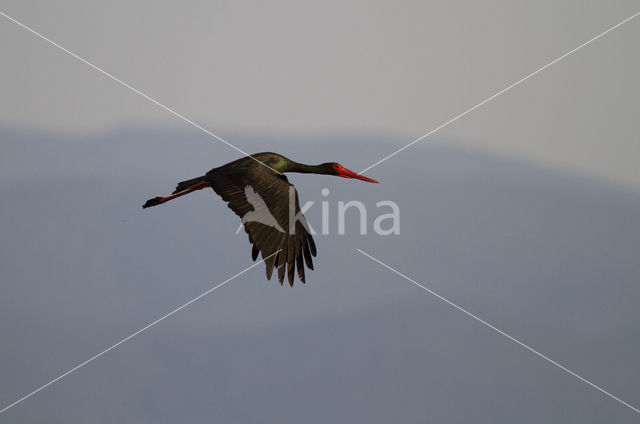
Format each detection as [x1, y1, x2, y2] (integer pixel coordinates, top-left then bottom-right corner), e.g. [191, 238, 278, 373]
[205, 165, 316, 286]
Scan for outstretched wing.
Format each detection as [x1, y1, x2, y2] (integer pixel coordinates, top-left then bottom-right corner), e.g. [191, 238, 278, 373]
[205, 168, 316, 286]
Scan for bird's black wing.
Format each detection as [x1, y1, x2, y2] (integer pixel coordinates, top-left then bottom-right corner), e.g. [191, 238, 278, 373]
[205, 169, 316, 286]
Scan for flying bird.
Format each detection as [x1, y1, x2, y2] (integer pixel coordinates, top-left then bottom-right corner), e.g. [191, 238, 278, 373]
[143, 152, 379, 286]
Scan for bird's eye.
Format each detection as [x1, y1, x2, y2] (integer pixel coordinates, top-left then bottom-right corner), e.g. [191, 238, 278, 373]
[333, 164, 341, 170]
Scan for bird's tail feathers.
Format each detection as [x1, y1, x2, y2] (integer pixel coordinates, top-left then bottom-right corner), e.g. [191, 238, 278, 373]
[173, 176, 207, 194]
[142, 177, 209, 209]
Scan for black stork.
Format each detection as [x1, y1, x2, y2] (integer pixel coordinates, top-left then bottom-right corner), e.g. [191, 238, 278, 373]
[143, 152, 378, 286]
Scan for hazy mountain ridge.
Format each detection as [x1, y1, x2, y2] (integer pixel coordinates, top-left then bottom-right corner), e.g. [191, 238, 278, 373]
[1, 126, 639, 423]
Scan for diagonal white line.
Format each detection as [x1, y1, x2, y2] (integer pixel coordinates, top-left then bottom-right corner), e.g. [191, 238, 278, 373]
[359, 10, 640, 174]
[0, 10, 282, 175]
[0, 251, 279, 415]
[356, 248, 640, 415]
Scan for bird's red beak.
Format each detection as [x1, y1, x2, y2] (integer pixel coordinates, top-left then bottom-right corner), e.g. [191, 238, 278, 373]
[338, 167, 379, 183]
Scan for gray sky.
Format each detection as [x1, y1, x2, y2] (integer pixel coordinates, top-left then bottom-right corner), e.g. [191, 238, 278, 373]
[1, 2, 640, 423]
[0, 1, 639, 190]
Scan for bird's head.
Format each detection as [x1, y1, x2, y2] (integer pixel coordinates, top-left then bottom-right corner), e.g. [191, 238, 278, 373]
[321, 162, 379, 183]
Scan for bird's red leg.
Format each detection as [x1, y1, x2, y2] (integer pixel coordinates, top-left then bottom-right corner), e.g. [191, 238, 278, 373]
[143, 182, 209, 208]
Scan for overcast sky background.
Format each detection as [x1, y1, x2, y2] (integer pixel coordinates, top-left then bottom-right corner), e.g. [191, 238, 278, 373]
[1, 1, 639, 423]
[1, 0, 640, 190]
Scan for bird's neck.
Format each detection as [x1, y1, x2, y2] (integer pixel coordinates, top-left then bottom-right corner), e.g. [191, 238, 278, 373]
[285, 162, 325, 174]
